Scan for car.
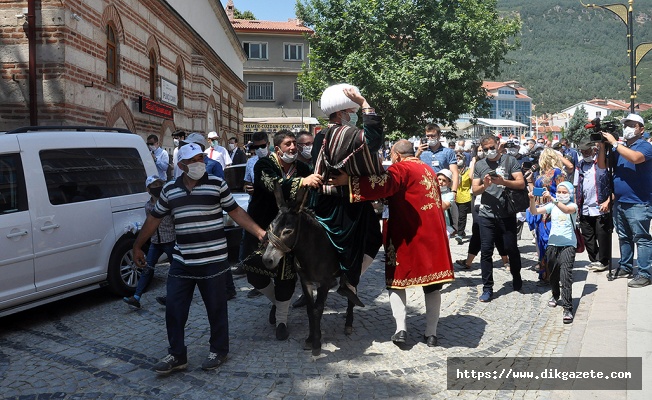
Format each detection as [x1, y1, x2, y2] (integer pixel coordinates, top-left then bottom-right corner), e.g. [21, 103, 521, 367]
[0, 126, 157, 317]
[222, 163, 249, 262]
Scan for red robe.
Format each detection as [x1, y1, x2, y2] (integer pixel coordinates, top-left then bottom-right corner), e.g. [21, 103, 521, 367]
[349, 157, 454, 289]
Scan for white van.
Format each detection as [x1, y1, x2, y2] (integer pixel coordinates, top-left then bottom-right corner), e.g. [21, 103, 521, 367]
[0, 126, 157, 317]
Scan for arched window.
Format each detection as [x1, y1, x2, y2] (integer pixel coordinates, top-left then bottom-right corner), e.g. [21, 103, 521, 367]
[176, 67, 184, 109]
[149, 51, 157, 99]
[106, 25, 117, 84]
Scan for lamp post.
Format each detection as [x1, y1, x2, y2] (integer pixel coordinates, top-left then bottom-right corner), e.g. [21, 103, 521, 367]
[581, 0, 652, 112]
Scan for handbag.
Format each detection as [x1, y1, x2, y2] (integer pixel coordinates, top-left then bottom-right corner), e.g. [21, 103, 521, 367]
[571, 214, 585, 253]
[504, 186, 530, 214]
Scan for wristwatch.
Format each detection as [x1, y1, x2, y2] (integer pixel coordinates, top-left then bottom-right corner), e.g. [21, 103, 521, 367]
[612, 142, 619, 151]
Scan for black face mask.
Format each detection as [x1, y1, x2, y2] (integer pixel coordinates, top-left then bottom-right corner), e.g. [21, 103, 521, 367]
[149, 187, 162, 198]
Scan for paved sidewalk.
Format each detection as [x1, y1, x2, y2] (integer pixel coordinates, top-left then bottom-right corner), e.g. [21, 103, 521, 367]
[0, 227, 650, 399]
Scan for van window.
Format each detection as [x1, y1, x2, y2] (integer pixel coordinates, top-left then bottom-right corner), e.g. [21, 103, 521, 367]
[40, 148, 147, 205]
[0, 154, 28, 214]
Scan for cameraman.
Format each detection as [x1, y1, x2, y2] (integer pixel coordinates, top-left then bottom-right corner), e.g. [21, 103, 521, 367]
[598, 113, 652, 288]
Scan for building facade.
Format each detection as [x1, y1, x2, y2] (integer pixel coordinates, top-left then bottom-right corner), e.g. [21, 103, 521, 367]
[225, 0, 320, 139]
[0, 0, 246, 152]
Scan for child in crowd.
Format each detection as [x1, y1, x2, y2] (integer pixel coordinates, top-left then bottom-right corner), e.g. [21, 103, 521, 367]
[528, 181, 577, 324]
[123, 176, 175, 309]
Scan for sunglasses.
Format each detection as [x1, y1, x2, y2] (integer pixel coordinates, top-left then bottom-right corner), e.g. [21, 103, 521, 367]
[146, 142, 155, 146]
[482, 146, 496, 151]
[250, 144, 267, 150]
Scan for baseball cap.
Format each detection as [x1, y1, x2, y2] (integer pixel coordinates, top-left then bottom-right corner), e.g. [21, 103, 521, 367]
[621, 113, 645, 126]
[183, 132, 207, 149]
[207, 131, 219, 139]
[437, 169, 453, 182]
[578, 141, 594, 151]
[177, 143, 203, 161]
[145, 175, 164, 188]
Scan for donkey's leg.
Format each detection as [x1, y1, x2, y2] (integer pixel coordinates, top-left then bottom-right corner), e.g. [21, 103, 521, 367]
[309, 284, 330, 356]
[303, 283, 316, 350]
[345, 299, 355, 335]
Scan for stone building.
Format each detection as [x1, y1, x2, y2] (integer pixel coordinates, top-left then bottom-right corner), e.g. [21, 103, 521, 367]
[0, 0, 246, 151]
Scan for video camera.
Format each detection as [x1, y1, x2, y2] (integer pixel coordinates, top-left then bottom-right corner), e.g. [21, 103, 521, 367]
[585, 118, 619, 143]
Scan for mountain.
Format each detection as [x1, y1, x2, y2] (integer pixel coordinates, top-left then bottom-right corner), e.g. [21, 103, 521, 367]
[497, 0, 652, 113]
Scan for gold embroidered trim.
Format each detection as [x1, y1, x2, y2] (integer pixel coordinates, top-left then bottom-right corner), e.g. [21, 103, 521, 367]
[351, 176, 362, 202]
[386, 270, 455, 288]
[368, 173, 389, 189]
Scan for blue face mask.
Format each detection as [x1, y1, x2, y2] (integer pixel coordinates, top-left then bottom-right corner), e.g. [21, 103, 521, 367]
[347, 112, 358, 127]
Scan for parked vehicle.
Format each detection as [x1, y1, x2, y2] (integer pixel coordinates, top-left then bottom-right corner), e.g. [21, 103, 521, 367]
[0, 126, 157, 317]
[222, 163, 248, 262]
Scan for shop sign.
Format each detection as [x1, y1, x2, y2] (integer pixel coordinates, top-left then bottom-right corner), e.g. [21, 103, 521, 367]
[139, 96, 174, 120]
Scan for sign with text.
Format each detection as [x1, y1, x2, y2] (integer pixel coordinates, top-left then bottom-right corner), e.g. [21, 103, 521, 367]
[244, 123, 312, 131]
[139, 96, 174, 120]
[160, 78, 178, 106]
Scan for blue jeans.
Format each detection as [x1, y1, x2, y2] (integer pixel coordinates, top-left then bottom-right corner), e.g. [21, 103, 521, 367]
[166, 259, 229, 359]
[478, 215, 523, 292]
[613, 202, 652, 279]
[134, 241, 175, 297]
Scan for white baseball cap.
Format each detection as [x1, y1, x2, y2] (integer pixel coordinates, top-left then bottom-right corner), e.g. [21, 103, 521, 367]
[145, 175, 164, 188]
[177, 143, 203, 161]
[183, 132, 207, 149]
[437, 169, 453, 182]
[621, 113, 645, 126]
[207, 131, 219, 139]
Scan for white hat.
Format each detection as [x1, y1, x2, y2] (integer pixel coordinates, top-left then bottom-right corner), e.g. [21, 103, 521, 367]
[207, 131, 219, 139]
[177, 143, 203, 161]
[145, 175, 164, 188]
[437, 169, 453, 182]
[184, 132, 207, 149]
[320, 83, 361, 115]
[621, 113, 645, 126]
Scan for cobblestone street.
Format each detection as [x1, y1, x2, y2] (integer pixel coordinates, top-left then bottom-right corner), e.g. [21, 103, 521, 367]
[0, 229, 647, 399]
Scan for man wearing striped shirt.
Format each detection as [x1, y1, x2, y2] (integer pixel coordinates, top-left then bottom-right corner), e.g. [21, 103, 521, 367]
[133, 143, 266, 375]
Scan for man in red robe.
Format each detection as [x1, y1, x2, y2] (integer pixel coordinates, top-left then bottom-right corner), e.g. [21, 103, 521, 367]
[331, 139, 454, 347]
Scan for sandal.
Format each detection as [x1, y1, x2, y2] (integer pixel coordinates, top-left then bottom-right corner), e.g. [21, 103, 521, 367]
[455, 259, 471, 269]
[504, 262, 510, 271]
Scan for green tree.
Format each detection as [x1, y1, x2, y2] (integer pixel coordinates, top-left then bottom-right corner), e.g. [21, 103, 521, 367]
[566, 105, 590, 144]
[233, 8, 256, 20]
[296, 0, 521, 137]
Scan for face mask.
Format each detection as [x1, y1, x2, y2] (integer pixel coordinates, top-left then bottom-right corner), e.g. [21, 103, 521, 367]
[476, 151, 485, 159]
[255, 147, 269, 158]
[300, 146, 312, 159]
[582, 155, 594, 163]
[280, 151, 297, 163]
[148, 145, 156, 152]
[623, 126, 637, 140]
[228, 143, 236, 151]
[212, 140, 220, 149]
[149, 187, 162, 198]
[347, 112, 358, 127]
[556, 193, 570, 204]
[185, 162, 206, 180]
[457, 160, 465, 168]
[428, 139, 439, 147]
[507, 149, 518, 156]
[440, 186, 450, 193]
[486, 149, 498, 159]
[173, 138, 180, 147]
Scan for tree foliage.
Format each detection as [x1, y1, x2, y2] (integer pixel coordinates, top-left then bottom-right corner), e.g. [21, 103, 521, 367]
[296, 0, 521, 137]
[566, 105, 590, 144]
[233, 8, 256, 20]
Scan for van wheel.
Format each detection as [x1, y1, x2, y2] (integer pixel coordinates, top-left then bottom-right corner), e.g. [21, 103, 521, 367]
[107, 238, 140, 297]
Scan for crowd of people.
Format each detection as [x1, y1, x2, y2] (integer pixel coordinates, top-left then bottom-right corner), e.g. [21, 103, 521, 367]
[127, 84, 652, 375]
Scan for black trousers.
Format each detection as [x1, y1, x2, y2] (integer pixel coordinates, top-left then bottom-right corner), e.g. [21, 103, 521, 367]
[579, 213, 613, 267]
[545, 245, 576, 311]
[478, 215, 522, 292]
[456, 201, 472, 236]
[468, 205, 507, 257]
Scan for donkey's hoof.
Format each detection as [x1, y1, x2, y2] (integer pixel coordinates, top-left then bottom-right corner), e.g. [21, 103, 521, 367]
[344, 325, 353, 335]
[311, 347, 321, 356]
[269, 305, 276, 325]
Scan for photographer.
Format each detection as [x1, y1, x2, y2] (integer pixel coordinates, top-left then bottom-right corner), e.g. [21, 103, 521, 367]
[597, 113, 652, 288]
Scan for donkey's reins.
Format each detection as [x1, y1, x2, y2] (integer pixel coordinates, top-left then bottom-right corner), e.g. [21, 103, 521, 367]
[266, 208, 305, 253]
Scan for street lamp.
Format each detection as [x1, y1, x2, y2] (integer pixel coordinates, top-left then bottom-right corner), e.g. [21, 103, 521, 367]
[581, 0, 652, 112]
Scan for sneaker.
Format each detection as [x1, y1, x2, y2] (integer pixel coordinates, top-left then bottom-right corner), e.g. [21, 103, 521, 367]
[247, 288, 262, 298]
[275, 323, 289, 341]
[231, 265, 246, 276]
[591, 263, 608, 272]
[454, 235, 464, 245]
[614, 269, 632, 278]
[123, 296, 141, 309]
[153, 354, 187, 374]
[628, 275, 651, 288]
[547, 297, 558, 308]
[155, 296, 167, 306]
[562, 309, 574, 324]
[201, 352, 227, 371]
[478, 290, 492, 302]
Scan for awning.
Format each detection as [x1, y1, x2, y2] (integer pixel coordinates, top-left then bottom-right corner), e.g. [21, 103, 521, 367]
[475, 118, 528, 128]
[243, 117, 320, 132]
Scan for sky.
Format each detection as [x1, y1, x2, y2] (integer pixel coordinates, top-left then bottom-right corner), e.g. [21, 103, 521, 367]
[220, 0, 299, 22]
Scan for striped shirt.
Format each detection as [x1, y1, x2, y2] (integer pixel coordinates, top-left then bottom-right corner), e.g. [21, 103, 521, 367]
[151, 173, 238, 266]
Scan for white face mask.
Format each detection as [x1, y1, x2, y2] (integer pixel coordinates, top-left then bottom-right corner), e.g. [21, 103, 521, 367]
[507, 149, 518, 156]
[255, 147, 269, 158]
[457, 160, 465, 168]
[476, 151, 485, 159]
[185, 162, 206, 180]
[440, 186, 450, 193]
[280, 151, 297, 164]
[300, 146, 313, 159]
[486, 149, 498, 159]
[623, 126, 637, 140]
[173, 138, 180, 147]
[556, 193, 570, 204]
[148, 145, 156, 152]
[428, 139, 439, 147]
[582, 155, 594, 163]
[228, 143, 236, 151]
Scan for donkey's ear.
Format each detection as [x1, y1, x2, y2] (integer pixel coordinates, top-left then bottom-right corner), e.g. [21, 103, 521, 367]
[273, 181, 287, 208]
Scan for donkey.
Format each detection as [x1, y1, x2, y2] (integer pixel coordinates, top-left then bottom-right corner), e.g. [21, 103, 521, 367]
[262, 183, 356, 355]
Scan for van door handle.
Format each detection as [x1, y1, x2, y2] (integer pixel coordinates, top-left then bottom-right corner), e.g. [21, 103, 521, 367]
[6, 229, 29, 238]
[40, 224, 60, 231]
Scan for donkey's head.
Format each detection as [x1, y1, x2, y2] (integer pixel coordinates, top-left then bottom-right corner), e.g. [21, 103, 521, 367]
[262, 183, 309, 270]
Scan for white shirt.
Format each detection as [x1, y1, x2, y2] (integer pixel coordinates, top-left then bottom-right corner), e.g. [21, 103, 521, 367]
[172, 147, 182, 179]
[204, 145, 232, 170]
